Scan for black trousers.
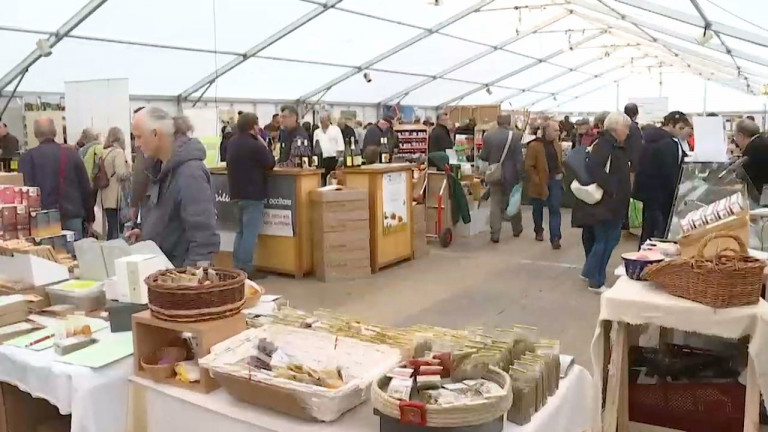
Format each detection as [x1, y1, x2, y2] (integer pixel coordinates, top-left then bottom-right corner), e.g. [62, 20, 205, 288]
[639, 203, 669, 249]
[105, 209, 121, 240]
[321, 157, 337, 186]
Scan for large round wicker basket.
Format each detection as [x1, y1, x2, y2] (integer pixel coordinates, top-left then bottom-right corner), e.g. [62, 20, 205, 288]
[642, 232, 765, 309]
[372, 366, 513, 428]
[145, 267, 246, 322]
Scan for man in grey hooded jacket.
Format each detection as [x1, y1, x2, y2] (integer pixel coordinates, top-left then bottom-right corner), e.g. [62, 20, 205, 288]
[127, 107, 220, 267]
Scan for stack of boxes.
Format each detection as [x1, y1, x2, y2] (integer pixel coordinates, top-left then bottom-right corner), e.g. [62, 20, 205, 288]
[309, 187, 371, 282]
[0, 185, 42, 240]
[412, 203, 428, 258]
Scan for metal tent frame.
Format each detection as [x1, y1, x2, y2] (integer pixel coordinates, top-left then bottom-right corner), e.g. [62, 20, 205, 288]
[1, 0, 766, 112]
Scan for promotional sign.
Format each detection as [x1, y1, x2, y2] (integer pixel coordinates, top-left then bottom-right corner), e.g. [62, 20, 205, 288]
[627, 97, 668, 124]
[382, 171, 408, 235]
[211, 173, 238, 232]
[210, 174, 296, 237]
[262, 176, 296, 237]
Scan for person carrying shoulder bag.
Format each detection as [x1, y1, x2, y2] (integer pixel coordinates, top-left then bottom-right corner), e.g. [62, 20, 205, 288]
[577, 112, 632, 294]
[97, 127, 131, 240]
[479, 114, 523, 243]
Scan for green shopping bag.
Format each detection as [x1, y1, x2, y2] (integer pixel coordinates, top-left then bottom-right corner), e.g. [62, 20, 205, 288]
[629, 199, 643, 229]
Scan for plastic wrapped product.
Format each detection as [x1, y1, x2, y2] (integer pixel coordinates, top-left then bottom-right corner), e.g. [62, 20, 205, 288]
[507, 367, 536, 425]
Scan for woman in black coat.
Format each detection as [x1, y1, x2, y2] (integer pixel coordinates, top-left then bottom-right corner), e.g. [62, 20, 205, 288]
[576, 113, 632, 293]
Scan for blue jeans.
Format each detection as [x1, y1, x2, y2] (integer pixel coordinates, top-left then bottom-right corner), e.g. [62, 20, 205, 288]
[582, 220, 622, 287]
[531, 178, 563, 243]
[62, 218, 83, 240]
[233, 200, 265, 272]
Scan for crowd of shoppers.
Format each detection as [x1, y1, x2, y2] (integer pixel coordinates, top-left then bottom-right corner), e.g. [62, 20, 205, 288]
[6, 103, 765, 290]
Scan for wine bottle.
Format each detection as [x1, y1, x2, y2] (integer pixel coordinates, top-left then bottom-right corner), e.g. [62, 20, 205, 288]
[300, 139, 310, 169]
[351, 136, 362, 167]
[345, 137, 353, 167]
[380, 137, 390, 164]
[312, 139, 322, 168]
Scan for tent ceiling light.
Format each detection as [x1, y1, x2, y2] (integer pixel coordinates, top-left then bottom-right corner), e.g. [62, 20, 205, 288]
[696, 27, 714, 46]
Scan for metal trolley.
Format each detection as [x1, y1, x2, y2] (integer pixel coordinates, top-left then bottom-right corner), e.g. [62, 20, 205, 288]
[419, 164, 455, 247]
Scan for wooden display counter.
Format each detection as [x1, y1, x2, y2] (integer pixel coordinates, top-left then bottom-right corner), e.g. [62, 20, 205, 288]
[344, 164, 414, 272]
[210, 168, 322, 278]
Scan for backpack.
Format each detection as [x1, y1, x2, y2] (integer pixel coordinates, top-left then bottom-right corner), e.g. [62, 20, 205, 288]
[92, 150, 112, 190]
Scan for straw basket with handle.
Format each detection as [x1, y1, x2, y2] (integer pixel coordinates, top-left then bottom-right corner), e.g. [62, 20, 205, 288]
[642, 232, 765, 308]
[145, 267, 246, 322]
[372, 366, 512, 428]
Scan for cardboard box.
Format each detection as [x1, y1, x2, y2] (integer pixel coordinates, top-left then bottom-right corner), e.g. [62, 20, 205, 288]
[315, 256, 371, 282]
[0, 382, 66, 432]
[132, 310, 246, 393]
[0, 186, 14, 205]
[114, 254, 172, 304]
[312, 230, 369, 253]
[0, 173, 23, 187]
[0, 310, 29, 328]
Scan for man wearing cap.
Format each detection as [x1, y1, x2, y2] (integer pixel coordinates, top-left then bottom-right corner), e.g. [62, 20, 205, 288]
[571, 118, 596, 148]
[363, 116, 394, 164]
[633, 111, 690, 246]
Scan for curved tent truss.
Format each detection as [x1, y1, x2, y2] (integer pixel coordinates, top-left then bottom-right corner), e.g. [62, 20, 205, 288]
[0, 0, 766, 111]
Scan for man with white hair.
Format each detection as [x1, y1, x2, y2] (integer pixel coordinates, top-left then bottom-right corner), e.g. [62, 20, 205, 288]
[313, 113, 344, 185]
[19, 117, 94, 238]
[126, 107, 219, 267]
[575, 112, 632, 294]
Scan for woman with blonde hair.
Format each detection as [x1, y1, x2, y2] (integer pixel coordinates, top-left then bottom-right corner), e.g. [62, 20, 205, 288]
[97, 127, 131, 240]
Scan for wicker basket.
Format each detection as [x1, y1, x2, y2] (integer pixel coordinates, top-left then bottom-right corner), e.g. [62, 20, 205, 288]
[642, 232, 765, 309]
[145, 267, 246, 322]
[372, 366, 513, 428]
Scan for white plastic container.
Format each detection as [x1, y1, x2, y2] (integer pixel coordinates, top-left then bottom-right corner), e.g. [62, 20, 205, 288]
[46, 280, 106, 312]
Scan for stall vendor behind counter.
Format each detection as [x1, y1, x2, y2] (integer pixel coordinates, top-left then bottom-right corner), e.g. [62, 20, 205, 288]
[211, 167, 321, 277]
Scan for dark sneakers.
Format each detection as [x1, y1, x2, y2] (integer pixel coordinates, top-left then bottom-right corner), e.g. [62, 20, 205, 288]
[512, 230, 523, 238]
[248, 269, 269, 280]
[552, 240, 561, 250]
[535, 232, 544, 242]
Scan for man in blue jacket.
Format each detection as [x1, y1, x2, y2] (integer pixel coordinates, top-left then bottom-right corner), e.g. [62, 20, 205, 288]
[19, 117, 94, 239]
[226, 113, 276, 279]
[126, 107, 220, 267]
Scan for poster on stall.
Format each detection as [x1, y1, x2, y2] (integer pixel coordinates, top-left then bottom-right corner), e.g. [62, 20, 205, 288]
[382, 171, 408, 235]
[211, 173, 238, 232]
[262, 176, 296, 237]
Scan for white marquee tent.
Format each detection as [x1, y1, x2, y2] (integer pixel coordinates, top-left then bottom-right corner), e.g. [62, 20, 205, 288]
[1, 0, 767, 114]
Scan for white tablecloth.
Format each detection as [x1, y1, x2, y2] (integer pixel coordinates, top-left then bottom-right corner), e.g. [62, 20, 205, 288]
[590, 276, 768, 430]
[133, 365, 593, 432]
[0, 337, 133, 432]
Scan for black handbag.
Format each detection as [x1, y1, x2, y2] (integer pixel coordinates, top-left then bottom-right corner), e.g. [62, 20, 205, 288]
[564, 146, 593, 185]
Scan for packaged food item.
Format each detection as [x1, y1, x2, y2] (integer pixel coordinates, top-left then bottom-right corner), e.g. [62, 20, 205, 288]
[27, 187, 41, 212]
[387, 367, 414, 379]
[416, 374, 442, 390]
[387, 377, 413, 400]
[508, 366, 536, 425]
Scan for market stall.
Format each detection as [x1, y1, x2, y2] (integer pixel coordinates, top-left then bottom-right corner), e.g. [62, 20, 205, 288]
[0, 328, 133, 432]
[591, 275, 768, 432]
[210, 167, 322, 278]
[128, 364, 592, 432]
[344, 164, 414, 272]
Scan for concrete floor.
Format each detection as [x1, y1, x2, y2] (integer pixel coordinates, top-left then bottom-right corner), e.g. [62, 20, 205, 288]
[264, 207, 636, 366]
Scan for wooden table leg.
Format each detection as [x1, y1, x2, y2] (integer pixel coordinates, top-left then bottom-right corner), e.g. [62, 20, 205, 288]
[743, 354, 760, 432]
[603, 321, 628, 432]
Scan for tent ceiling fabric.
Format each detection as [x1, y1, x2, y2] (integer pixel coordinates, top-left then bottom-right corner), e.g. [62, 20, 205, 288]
[1, 0, 767, 110]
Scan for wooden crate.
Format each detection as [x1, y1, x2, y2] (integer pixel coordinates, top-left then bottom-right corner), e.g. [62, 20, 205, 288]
[131, 310, 246, 394]
[678, 211, 749, 259]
